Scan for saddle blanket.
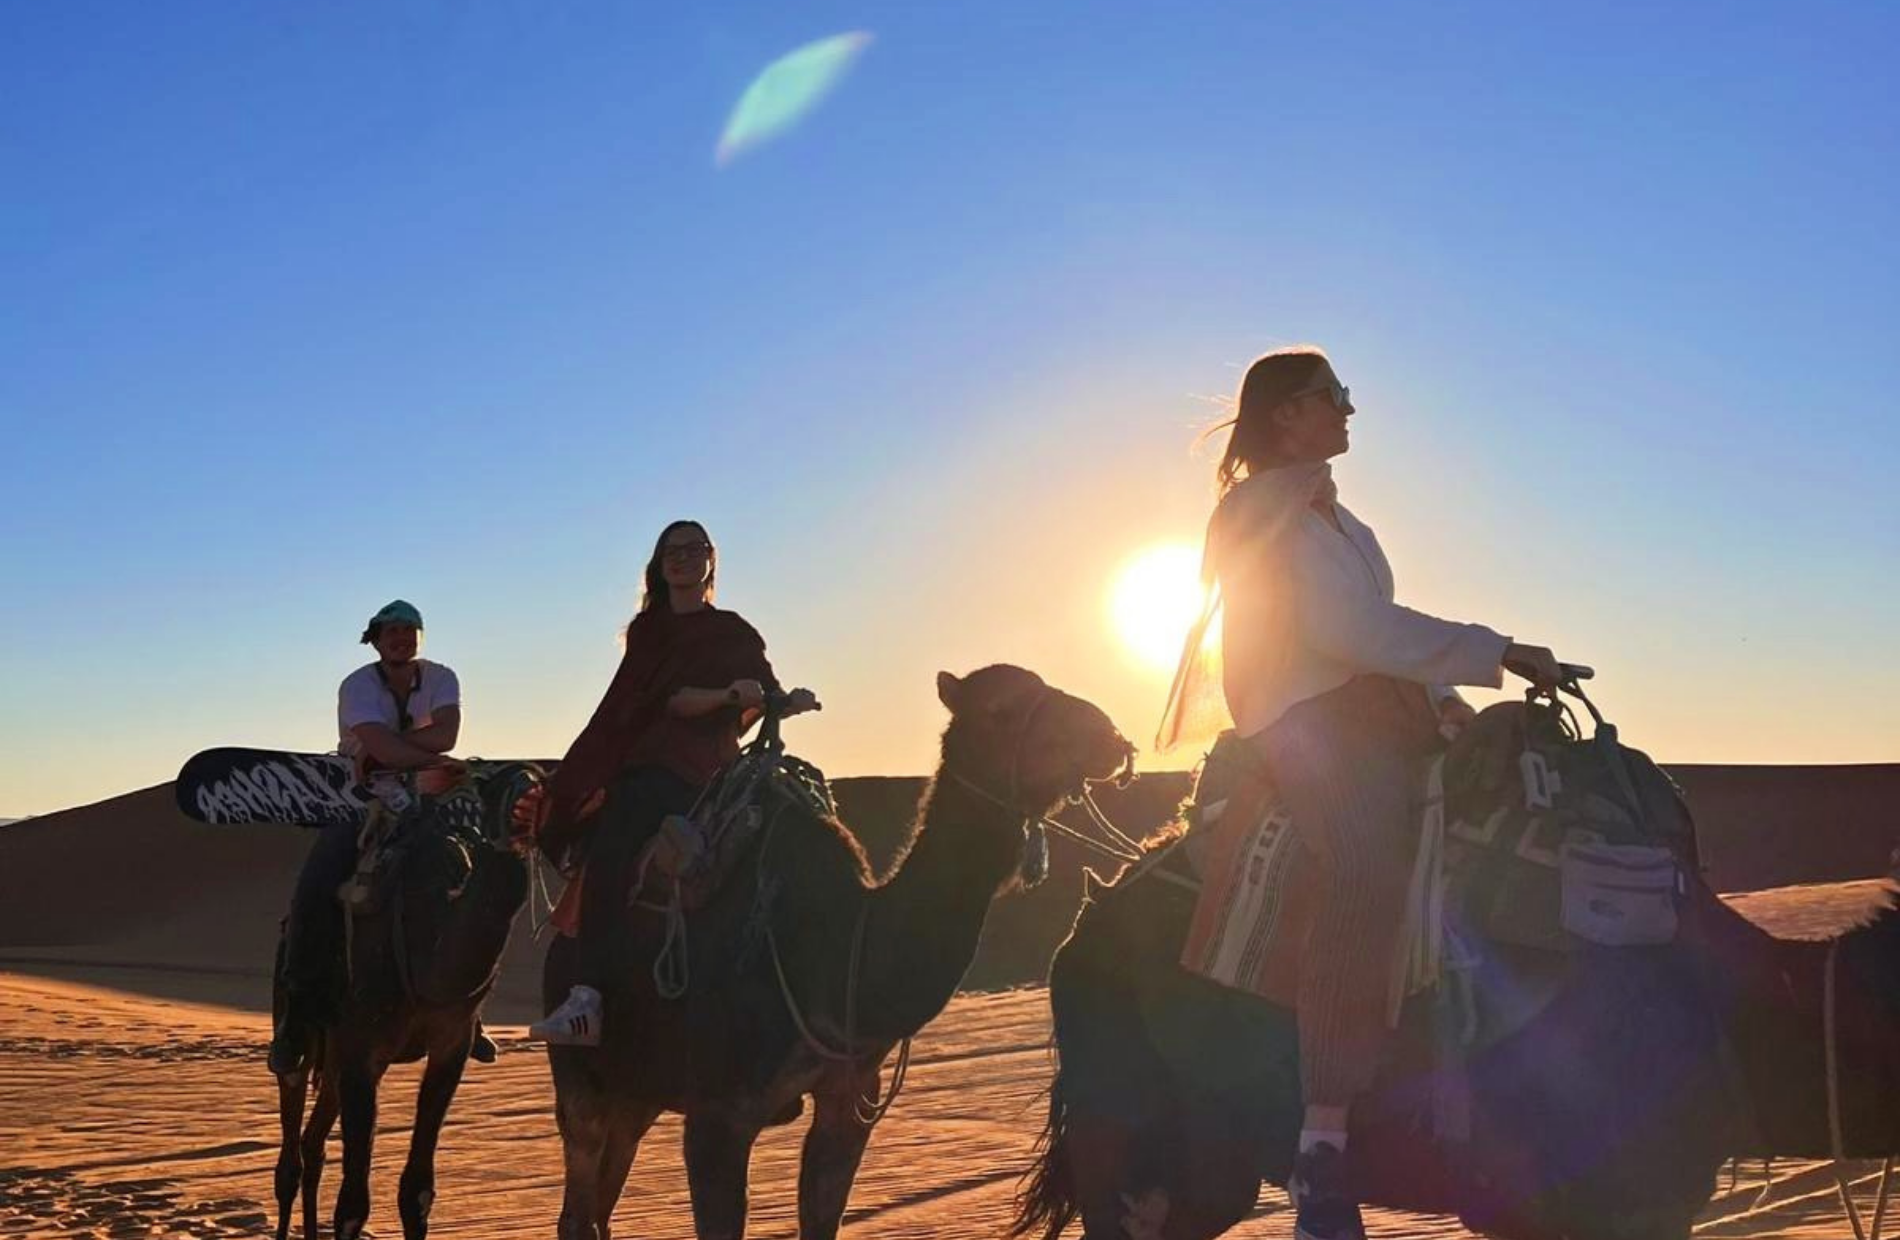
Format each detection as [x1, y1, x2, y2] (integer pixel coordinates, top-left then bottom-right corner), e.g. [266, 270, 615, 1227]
[1178, 756, 1450, 1020]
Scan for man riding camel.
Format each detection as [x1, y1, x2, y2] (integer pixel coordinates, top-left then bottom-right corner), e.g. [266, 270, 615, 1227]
[268, 600, 498, 1075]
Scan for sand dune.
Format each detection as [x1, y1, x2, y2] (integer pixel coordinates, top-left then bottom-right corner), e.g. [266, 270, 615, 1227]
[4, 763, 1895, 1020]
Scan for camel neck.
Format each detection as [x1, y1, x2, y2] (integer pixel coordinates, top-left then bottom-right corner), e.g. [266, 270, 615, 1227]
[856, 770, 1030, 1039]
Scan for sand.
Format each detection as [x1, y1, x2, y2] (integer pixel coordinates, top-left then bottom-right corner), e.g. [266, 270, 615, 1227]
[4, 773, 1896, 1237]
[3, 878, 1894, 1239]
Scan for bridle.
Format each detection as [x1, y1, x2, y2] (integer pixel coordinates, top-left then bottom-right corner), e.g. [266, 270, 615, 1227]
[942, 686, 1143, 866]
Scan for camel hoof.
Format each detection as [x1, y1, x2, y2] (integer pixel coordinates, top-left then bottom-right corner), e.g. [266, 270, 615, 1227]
[1119, 1188, 1170, 1240]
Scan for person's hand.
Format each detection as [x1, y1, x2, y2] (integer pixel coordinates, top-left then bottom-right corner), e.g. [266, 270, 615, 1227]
[1437, 696, 1477, 739]
[728, 679, 766, 710]
[1503, 642, 1562, 690]
[511, 783, 549, 836]
[782, 687, 822, 716]
[511, 784, 605, 837]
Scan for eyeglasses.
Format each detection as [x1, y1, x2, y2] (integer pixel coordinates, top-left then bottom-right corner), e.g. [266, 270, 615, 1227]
[1284, 378, 1353, 416]
[662, 541, 714, 560]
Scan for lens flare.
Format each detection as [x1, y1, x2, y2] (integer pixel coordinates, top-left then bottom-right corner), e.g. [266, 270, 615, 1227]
[1109, 543, 1208, 673]
[715, 31, 873, 167]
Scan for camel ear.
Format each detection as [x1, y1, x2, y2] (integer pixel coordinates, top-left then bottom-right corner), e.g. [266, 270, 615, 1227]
[936, 671, 962, 713]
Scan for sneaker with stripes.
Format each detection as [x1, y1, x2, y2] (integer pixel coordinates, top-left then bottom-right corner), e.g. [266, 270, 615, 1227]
[528, 984, 603, 1046]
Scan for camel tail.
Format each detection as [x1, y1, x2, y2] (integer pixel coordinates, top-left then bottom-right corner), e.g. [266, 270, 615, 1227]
[1009, 1065, 1079, 1240]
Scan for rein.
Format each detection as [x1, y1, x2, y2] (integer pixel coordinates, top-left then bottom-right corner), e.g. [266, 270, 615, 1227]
[1824, 937, 1896, 1240]
[938, 685, 1141, 865]
[943, 770, 1141, 865]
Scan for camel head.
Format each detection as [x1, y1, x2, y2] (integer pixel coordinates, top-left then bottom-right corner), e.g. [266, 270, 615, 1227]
[935, 665, 1135, 818]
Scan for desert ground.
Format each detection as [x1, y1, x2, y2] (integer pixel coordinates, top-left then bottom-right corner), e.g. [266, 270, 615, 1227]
[4, 769, 1898, 1238]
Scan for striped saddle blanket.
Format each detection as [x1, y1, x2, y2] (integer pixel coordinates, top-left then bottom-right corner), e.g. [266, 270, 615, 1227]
[1175, 735, 1449, 1018]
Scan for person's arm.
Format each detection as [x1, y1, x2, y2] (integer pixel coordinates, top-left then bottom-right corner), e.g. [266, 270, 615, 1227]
[404, 704, 460, 754]
[349, 722, 451, 771]
[1293, 537, 1512, 688]
[667, 681, 765, 718]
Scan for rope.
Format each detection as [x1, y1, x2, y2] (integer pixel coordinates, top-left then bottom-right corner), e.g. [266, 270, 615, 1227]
[756, 825, 913, 1126]
[1698, 936, 1892, 1239]
[1039, 815, 1141, 863]
[943, 770, 1141, 865]
[763, 929, 852, 1060]
[1751, 1158, 1776, 1210]
[1826, 938, 1881, 1240]
[653, 881, 690, 1001]
[1079, 787, 1144, 855]
[1117, 844, 1198, 893]
[528, 853, 556, 941]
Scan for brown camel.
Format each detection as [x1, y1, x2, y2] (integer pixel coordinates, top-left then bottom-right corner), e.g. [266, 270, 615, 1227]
[1012, 811, 1900, 1240]
[272, 764, 541, 1240]
[543, 664, 1136, 1240]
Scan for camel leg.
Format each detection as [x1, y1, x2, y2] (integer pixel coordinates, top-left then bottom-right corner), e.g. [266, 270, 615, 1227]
[1163, 1126, 1265, 1240]
[1065, 1117, 1141, 1240]
[594, 1102, 665, 1240]
[555, 1050, 613, 1240]
[398, 1038, 471, 1238]
[332, 1053, 386, 1240]
[274, 1068, 308, 1240]
[300, 1073, 339, 1240]
[797, 1084, 874, 1240]
[684, 1108, 763, 1240]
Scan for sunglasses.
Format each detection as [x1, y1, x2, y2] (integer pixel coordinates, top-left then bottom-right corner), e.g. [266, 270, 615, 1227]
[662, 541, 714, 560]
[1284, 377, 1353, 416]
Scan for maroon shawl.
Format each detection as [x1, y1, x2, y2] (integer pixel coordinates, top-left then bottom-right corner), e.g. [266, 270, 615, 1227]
[543, 605, 777, 847]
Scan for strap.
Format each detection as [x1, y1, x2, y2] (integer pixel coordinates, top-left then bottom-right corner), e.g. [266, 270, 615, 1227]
[374, 661, 421, 734]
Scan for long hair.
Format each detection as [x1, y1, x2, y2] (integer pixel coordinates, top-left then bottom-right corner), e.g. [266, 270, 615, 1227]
[637, 519, 716, 616]
[1210, 346, 1333, 494]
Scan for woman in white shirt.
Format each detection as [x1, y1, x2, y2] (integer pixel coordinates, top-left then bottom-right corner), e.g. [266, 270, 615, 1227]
[1161, 346, 1559, 1240]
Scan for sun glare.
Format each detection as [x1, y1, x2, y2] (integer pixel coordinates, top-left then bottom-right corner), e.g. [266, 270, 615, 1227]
[1109, 543, 1207, 673]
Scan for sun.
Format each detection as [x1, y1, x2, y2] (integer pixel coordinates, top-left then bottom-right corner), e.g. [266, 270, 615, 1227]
[1109, 542, 1208, 673]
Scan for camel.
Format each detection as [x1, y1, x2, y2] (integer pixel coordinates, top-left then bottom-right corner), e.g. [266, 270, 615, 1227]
[1011, 787, 1900, 1240]
[271, 763, 542, 1240]
[544, 664, 1136, 1240]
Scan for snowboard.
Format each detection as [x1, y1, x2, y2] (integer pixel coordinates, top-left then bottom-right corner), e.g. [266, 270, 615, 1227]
[174, 747, 556, 828]
[176, 748, 372, 827]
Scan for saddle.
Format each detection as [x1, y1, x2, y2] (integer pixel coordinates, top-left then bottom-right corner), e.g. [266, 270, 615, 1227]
[339, 764, 537, 916]
[631, 742, 836, 1002]
[639, 746, 836, 912]
[1175, 696, 1697, 1007]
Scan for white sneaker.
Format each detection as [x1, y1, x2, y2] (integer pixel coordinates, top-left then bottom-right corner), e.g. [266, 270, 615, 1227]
[527, 985, 603, 1046]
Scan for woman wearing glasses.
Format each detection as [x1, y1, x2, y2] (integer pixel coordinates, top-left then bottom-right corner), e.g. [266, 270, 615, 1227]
[529, 518, 817, 1044]
[1159, 347, 1559, 1240]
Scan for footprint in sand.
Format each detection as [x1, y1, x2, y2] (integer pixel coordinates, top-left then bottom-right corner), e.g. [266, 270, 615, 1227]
[219, 1210, 270, 1229]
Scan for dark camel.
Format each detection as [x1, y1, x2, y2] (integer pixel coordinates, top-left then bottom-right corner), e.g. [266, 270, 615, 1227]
[544, 664, 1136, 1240]
[1012, 815, 1900, 1240]
[272, 765, 540, 1240]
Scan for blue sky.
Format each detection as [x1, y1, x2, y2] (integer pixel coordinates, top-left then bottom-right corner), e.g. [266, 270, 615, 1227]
[3, 1, 1896, 815]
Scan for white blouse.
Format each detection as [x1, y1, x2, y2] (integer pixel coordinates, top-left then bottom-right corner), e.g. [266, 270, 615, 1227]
[1218, 498, 1510, 738]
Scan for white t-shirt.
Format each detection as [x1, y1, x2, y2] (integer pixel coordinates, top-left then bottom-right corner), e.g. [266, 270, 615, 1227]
[337, 659, 462, 758]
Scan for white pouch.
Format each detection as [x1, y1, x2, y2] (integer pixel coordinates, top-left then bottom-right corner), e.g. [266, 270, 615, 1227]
[1559, 834, 1679, 946]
